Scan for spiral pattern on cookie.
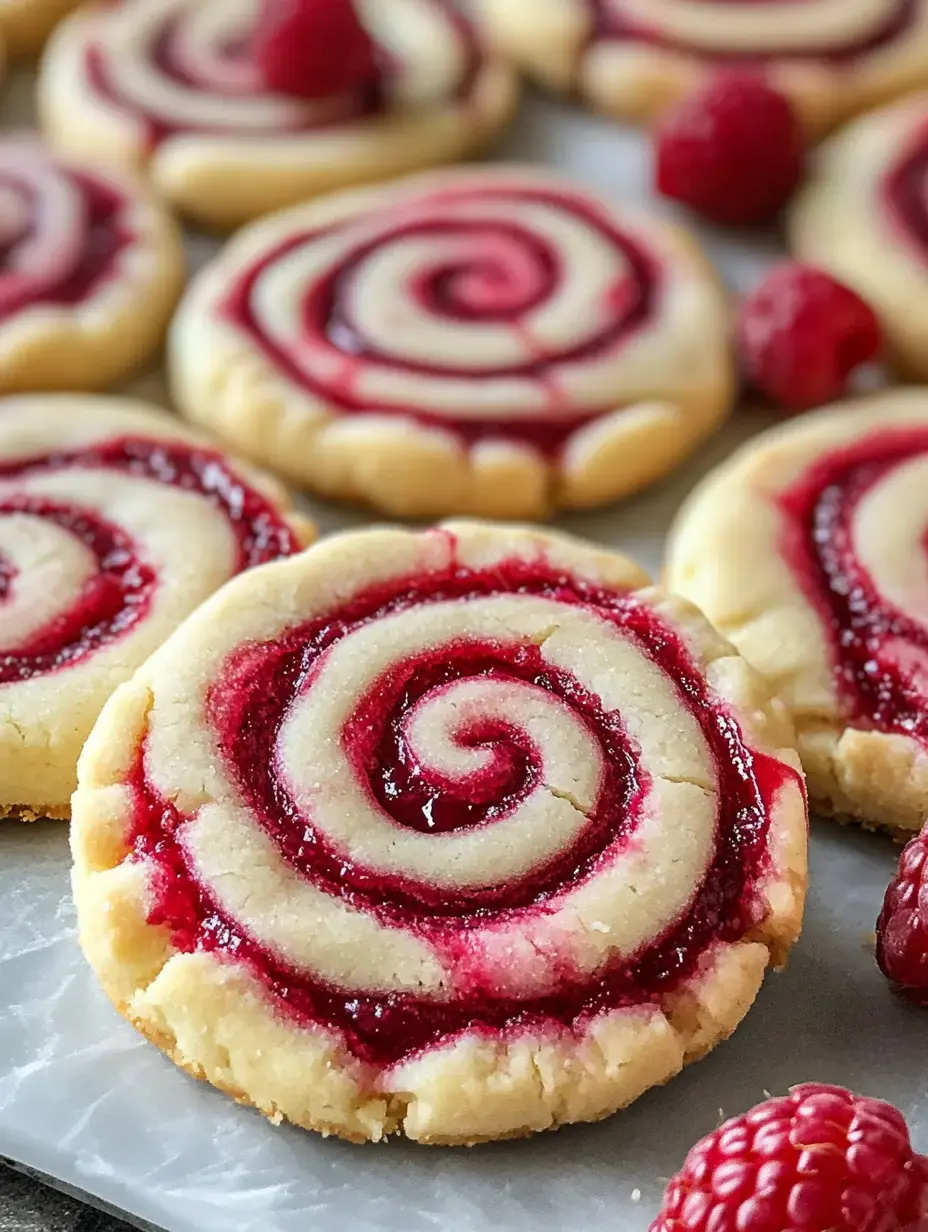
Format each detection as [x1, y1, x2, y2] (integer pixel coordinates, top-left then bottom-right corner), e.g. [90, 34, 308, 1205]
[778, 425, 928, 742]
[0, 404, 301, 683]
[219, 176, 666, 451]
[0, 138, 134, 321]
[124, 527, 802, 1072]
[593, 0, 916, 59]
[789, 95, 928, 387]
[82, 0, 477, 141]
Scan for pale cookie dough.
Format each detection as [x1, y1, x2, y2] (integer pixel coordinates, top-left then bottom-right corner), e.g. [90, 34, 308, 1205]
[168, 165, 734, 519]
[0, 136, 183, 393]
[0, 0, 79, 55]
[37, 0, 519, 229]
[474, 0, 928, 135]
[71, 521, 807, 1145]
[0, 394, 313, 821]
[792, 91, 928, 381]
[667, 390, 928, 837]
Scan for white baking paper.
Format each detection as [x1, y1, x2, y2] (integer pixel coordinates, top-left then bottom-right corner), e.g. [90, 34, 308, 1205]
[1, 70, 926, 1232]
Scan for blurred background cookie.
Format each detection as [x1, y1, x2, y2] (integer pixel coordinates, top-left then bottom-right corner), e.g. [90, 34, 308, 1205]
[169, 165, 734, 518]
[38, 0, 519, 228]
[475, 0, 928, 135]
[0, 136, 183, 392]
[0, 394, 312, 820]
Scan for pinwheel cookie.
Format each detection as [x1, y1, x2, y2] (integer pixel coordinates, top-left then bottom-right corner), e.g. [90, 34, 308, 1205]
[667, 390, 928, 837]
[71, 522, 807, 1145]
[0, 137, 183, 393]
[792, 91, 928, 381]
[168, 166, 734, 519]
[0, 395, 312, 822]
[475, 0, 928, 134]
[37, 0, 518, 229]
[0, 0, 79, 55]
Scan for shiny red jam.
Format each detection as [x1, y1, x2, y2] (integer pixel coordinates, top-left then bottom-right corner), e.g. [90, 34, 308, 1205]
[127, 548, 797, 1066]
[0, 436, 299, 680]
[592, 0, 916, 62]
[0, 173, 131, 321]
[220, 187, 659, 456]
[0, 498, 154, 683]
[779, 428, 928, 742]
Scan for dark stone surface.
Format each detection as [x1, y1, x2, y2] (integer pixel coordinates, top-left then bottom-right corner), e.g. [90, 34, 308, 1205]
[0, 1165, 132, 1232]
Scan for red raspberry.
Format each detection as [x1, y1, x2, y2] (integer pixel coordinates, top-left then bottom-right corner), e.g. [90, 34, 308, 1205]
[254, 0, 377, 101]
[877, 822, 928, 1006]
[738, 262, 882, 413]
[655, 72, 805, 225]
[650, 1084, 928, 1232]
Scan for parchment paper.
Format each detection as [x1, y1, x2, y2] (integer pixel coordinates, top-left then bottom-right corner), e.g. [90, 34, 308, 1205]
[0, 70, 925, 1232]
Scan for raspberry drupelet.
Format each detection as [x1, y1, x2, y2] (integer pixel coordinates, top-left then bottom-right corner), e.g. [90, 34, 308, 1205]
[650, 1084, 928, 1232]
[877, 822, 928, 1007]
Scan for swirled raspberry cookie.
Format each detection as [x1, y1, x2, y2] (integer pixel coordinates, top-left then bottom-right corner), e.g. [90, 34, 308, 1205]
[168, 166, 734, 519]
[0, 0, 79, 55]
[37, 0, 518, 229]
[71, 522, 807, 1145]
[0, 138, 183, 393]
[667, 390, 928, 837]
[0, 394, 312, 822]
[792, 92, 928, 382]
[475, 0, 928, 134]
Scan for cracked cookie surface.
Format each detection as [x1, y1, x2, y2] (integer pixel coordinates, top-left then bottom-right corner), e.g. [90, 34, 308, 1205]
[71, 521, 807, 1144]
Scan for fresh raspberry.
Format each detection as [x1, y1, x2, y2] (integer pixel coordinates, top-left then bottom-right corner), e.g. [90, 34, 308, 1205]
[655, 72, 805, 225]
[254, 0, 377, 101]
[738, 262, 882, 413]
[877, 823, 928, 1006]
[650, 1084, 928, 1232]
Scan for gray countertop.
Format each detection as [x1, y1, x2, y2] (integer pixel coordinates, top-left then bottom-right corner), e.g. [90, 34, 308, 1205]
[0, 1165, 132, 1232]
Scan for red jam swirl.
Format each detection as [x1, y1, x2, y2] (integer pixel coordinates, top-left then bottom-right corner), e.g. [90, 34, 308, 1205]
[84, 4, 480, 149]
[221, 187, 659, 456]
[591, 0, 917, 62]
[128, 552, 796, 1066]
[0, 172, 131, 321]
[883, 120, 928, 263]
[0, 436, 299, 679]
[779, 428, 928, 742]
[0, 498, 154, 683]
